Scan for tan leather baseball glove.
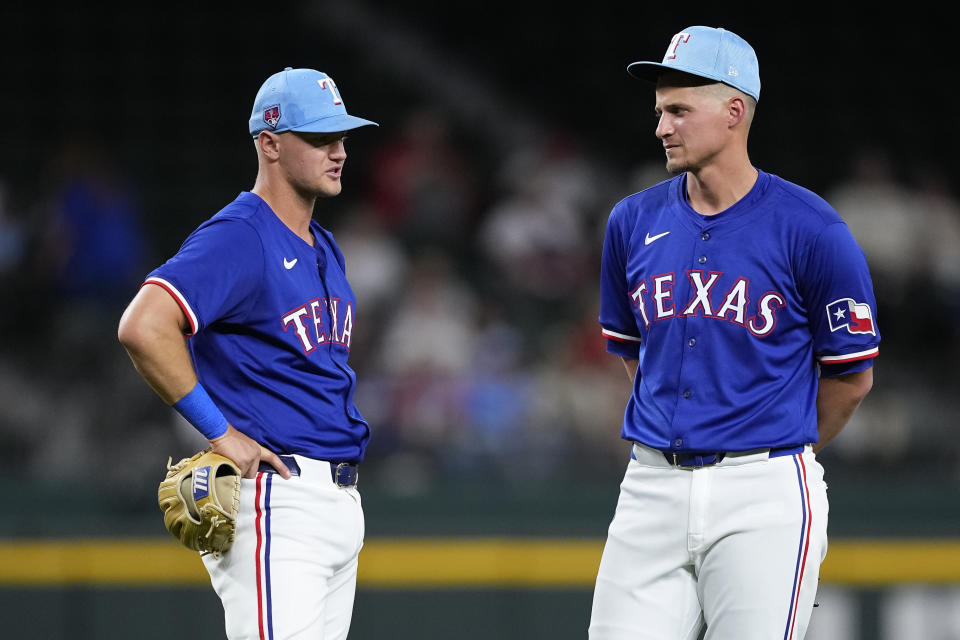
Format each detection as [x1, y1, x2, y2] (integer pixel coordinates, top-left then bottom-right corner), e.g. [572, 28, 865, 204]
[158, 448, 241, 556]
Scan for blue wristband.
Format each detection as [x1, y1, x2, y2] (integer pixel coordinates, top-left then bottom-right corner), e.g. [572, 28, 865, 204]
[172, 383, 229, 440]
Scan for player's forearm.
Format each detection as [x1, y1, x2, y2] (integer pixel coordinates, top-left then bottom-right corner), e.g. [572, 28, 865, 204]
[117, 285, 198, 404]
[620, 357, 639, 382]
[814, 368, 873, 453]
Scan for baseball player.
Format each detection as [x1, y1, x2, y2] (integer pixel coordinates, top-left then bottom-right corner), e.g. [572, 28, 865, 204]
[117, 67, 377, 639]
[590, 27, 879, 640]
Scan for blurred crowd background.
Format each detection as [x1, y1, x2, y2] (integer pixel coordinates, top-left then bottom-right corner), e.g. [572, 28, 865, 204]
[1, 1, 957, 515]
[1, 2, 958, 638]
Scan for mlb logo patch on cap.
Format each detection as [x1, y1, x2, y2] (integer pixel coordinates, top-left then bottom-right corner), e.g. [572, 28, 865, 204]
[263, 104, 281, 129]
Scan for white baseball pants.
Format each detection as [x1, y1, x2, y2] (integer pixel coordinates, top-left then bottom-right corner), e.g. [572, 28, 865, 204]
[202, 455, 365, 640]
[589, 443, 828, 640]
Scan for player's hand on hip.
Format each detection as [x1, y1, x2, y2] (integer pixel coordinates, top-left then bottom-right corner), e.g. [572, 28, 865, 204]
[210, 425, 292, 479]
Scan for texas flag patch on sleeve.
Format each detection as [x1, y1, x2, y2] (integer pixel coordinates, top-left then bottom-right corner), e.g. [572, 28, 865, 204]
[826, 298, 876, 335]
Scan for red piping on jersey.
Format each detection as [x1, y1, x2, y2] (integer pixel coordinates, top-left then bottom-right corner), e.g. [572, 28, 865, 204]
[142, 278, 198, 336]
[600, 328, 642, 343]
[819, 348, 878, 364]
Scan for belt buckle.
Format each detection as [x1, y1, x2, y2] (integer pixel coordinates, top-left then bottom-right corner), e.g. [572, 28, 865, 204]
[672, 452, 700, 469]
[671, 452, 724, 468]
[333, 462, 358, 487]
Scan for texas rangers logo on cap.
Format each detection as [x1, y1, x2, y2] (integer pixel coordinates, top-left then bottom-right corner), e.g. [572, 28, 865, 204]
[826, 298, 876, 335]
[263, 104, 281, 129]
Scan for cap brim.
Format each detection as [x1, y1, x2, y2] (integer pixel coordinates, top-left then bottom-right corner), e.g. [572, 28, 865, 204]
[628, 60, 723, 85]
[289, 113, 379, 133]
[627, 61, 759, 101]
[627, 61, 671, 82]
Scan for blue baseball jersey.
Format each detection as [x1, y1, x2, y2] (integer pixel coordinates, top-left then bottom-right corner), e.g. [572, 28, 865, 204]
[146, 191, 369, 462]
[599, 169, 879, 453]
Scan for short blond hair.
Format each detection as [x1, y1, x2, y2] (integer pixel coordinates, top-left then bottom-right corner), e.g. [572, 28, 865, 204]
[707, 82, 756, 128]
[657, 70, 757, 127]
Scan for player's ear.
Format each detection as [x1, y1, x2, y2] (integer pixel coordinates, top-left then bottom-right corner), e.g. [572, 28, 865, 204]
[256, 131, 281, 160]
[727, 96, 746, 129]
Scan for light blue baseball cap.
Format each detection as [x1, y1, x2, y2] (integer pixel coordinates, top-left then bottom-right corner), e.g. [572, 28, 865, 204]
[248, 67, 378, 137]
[627, 26, 760, 101]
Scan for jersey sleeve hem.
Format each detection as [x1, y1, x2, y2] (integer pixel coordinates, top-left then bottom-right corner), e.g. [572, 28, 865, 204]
[818, 347, 878, 364]
[601, 328, 641, 359]
[143, 277, 199, 336]
[601, 328, 642, 344]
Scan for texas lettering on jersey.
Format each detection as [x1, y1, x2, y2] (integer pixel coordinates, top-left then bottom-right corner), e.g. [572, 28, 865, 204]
[629, 269, 785, 337]
[282, 296, 354, 353]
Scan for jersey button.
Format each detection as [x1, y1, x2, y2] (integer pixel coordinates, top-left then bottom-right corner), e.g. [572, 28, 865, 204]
[698, 256, 707, 264]
[673, 438, 683, 448]
[701, 232, 711, 241]
[683, 389, 692, 399]
[688, 338, 696, 347]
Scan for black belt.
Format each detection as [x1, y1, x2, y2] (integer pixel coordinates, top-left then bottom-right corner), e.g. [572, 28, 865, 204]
[662, 445, 805, 468]
[258, 456, 359, 486]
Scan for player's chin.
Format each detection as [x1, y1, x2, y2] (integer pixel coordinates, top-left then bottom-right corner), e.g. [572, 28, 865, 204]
[664, 159, 688, 175]
[664, 152, 696, 175]
[316, 177, 343, 198]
